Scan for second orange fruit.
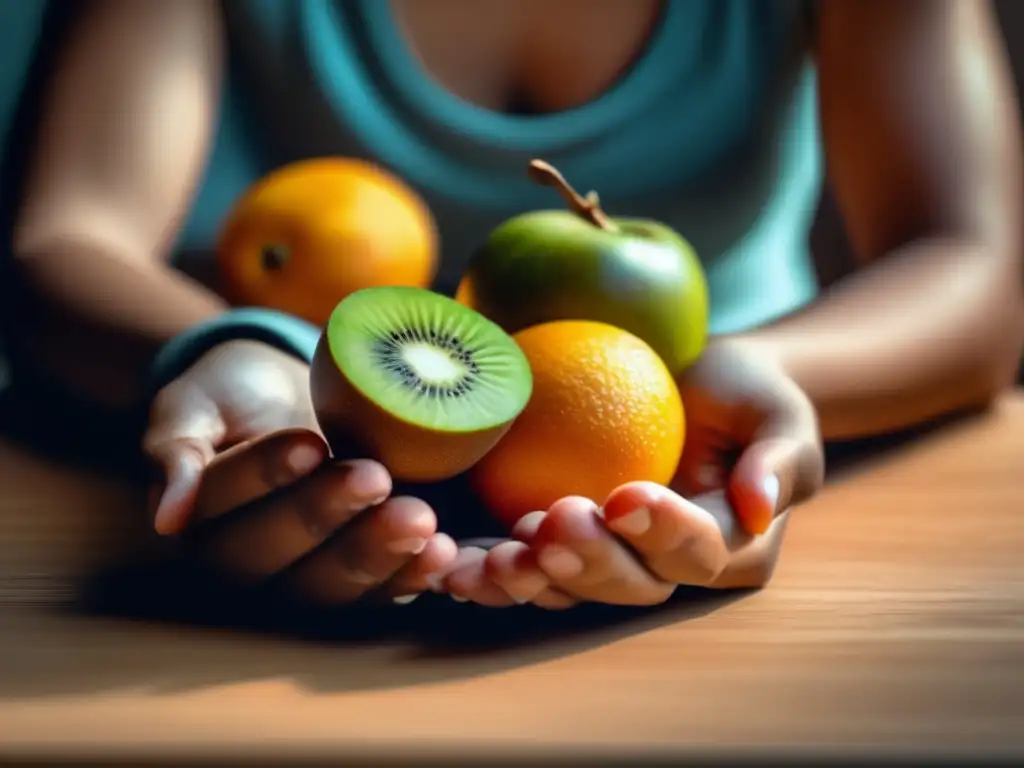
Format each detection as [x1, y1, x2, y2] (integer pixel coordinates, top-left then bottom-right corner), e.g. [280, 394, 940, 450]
[218, 158, 438, 326]
[470, 320, 685, 529]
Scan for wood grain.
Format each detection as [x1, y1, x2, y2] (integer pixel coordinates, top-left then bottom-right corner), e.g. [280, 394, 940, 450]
[0, 394, 1022, 762]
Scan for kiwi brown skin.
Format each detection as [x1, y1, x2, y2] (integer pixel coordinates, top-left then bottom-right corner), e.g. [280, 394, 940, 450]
[310, 332, 519, 483]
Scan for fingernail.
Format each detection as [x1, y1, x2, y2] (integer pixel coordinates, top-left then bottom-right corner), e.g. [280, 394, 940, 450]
[505, 574, 547, 604]
[762, 474, 780, 512]
[609, 506, 651, 536]
[426, 573, 445, 592]
[345, 569, 378, 585]
[287, 444, 323, 477]
[451, 594, 468, 603]
[393, 594, 419, 605]
[388, 538, 428, 555]
[538, 546, 584, 579]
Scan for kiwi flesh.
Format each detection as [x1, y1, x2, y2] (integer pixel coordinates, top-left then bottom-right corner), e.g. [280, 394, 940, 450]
[310, 286, 534, 482]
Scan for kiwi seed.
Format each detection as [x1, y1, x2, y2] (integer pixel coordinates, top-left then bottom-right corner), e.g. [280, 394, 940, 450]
[371, 327, 481, 399]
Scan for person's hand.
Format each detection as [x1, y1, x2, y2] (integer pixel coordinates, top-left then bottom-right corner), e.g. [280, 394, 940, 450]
[443, 338, 825, 607]
[142, 339, 457, 604]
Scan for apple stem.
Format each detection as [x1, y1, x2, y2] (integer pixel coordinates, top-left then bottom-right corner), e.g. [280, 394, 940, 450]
[527, 159, 619, 233]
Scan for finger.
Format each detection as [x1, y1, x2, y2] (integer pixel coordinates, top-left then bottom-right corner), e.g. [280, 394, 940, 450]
[727, 384, 824, 535]
[143, 383, 225, 464]
[482, 541, 549, 603]
[533, 496, 675, 606]
[602, 481, 729, 585]
[511, 511, 547, 543]
[192, 429, 333, 522]
[727, 435, 824, 536]
[379, 533, 459, 604]
[143, 387, 226, 534]
[673, 443, 730, 497]
[444, 547, 518, 607]
[193, 459, 393, 579]
[483, 541, 579, 609]
[148, 446, 208, 535]
[705, 507, 791, 590]
[531, 589, 581, 610]
[286, 496, 437, 604]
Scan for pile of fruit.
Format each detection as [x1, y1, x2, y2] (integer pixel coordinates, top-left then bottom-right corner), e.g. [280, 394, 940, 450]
[219, 158, 710, 528]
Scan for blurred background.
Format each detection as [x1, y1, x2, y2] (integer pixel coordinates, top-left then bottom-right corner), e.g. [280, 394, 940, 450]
[0, 0, 1022, 384]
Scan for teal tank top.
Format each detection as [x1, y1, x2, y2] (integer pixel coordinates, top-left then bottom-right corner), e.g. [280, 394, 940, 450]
[177, 0, 822, 335]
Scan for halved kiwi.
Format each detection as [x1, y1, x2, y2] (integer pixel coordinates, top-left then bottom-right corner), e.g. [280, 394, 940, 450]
[310, 286, 534, 482]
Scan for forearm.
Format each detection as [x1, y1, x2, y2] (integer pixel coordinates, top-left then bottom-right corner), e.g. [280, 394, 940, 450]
[12, 243, 226, 409]
[736, 238, 1023, 440]
[5, 0, 226, 410]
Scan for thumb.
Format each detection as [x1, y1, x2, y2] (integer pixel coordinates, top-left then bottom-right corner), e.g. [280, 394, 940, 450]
[142, 386, 227, 536]
[726, 436, 824, 536]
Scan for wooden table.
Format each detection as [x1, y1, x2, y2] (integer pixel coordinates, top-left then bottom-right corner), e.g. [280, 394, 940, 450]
[1, 393, 1023, 763]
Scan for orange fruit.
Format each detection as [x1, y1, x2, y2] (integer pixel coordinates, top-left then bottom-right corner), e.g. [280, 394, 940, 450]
[470, 320, 685, 528]
[218, 158, 438, 326]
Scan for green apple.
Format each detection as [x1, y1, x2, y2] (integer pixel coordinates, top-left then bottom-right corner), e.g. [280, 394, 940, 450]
[456, 160, 709, 374]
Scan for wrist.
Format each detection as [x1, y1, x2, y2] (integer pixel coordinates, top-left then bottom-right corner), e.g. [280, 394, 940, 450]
[713, 332, 791, 376]
[204, 338, 313, 367]
[199, 338, 313, 398]
[148, 308, 321, 397]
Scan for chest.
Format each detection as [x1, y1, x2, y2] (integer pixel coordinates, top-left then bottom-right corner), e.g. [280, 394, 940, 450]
[389, 0, 665, 113]
[192, 0, 817, 296]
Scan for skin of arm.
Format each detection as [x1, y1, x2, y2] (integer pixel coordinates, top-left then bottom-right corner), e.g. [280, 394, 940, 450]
[10, 0, 227, 409]
[736, 0, 1024, 441]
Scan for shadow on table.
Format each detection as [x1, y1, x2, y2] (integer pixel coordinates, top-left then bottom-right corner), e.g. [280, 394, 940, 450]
[0, 564, 751, 699]
[0, 380, 992, 701]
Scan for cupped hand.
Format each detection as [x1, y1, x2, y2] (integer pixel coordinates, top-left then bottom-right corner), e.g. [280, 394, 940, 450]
[444, 338, 825, 608]
[142, 339, 457, 604]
